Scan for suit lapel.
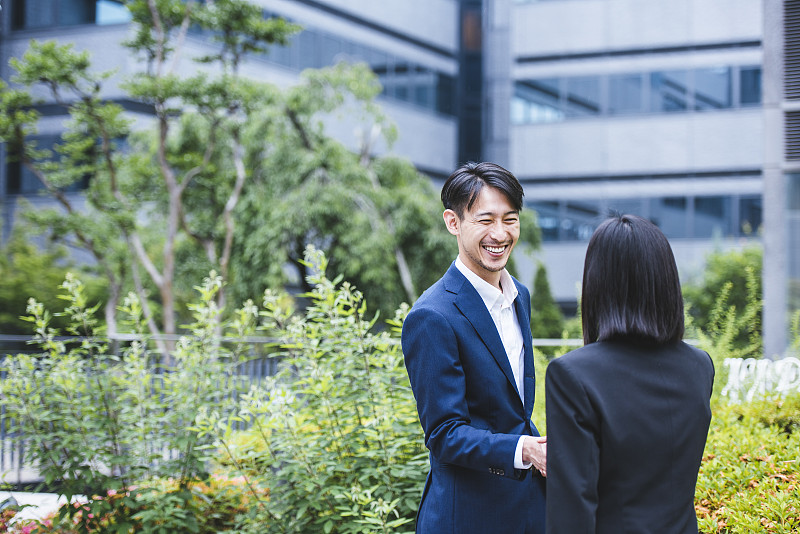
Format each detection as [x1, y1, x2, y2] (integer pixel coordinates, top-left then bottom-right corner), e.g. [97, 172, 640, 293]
[445, 265, 520, 398]
[514, 285, 536, 417]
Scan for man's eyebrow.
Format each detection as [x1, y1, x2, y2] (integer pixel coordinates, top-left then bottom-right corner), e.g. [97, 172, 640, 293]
[473, 210, 519, 218]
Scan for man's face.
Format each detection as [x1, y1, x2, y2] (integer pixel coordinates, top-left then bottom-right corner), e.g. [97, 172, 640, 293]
[444, 185, 520, 288]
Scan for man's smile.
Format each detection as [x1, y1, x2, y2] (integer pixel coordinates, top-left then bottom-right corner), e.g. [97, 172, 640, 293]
[483, 244, 508, 255]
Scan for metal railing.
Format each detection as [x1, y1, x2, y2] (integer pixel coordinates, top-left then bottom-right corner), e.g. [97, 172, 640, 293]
[0, 334, 282, 486]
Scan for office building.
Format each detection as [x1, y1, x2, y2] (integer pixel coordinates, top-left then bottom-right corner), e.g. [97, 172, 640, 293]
[1, 0, 794, 354]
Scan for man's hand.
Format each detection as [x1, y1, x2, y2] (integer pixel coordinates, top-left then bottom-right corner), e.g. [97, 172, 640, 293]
[522, 436, 547, 477]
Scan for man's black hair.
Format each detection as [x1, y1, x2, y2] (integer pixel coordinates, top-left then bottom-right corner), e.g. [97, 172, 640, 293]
[441, 161, 524, 218]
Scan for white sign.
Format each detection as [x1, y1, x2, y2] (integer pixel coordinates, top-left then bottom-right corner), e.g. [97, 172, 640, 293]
[721, 357, 800, 402]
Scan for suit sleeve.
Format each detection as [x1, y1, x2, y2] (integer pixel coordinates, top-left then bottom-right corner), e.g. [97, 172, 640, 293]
[545, 357, 599, 533]
[402, 306, 522, 479]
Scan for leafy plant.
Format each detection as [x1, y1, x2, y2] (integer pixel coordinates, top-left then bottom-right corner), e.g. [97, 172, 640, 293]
[687, 263, 763, 400]
[684, 246, 763, 355]
[0, 273, 255, 533]
[193, 246, 428, 534]
[696, 394, 800, 533]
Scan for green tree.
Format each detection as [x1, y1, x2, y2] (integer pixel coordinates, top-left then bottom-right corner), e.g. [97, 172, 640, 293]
[0, 0, 473, 347]
[531, 261, 565, 340]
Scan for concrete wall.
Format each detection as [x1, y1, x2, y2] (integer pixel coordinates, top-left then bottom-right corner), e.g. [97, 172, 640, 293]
[512, 0, 762, 55]
[512, 109, 763, 178]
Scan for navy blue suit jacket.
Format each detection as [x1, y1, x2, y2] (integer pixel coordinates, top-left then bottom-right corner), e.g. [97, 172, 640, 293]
[401, 263, 546, 534]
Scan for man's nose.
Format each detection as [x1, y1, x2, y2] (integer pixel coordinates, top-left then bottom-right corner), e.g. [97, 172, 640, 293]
[488, 221, 506, 239]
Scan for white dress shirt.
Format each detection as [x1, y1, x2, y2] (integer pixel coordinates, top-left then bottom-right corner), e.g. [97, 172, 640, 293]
[455, 257, 532, 470]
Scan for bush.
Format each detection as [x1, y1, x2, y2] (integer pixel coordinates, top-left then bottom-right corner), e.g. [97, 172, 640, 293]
[684, 246, 762, 355]
[193, 246, 428, 533]
[696, 394, 800, 533]
[0, 273, 255, 533]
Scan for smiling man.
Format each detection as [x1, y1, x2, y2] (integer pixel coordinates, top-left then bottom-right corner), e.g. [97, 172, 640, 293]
[401, 162, 547, 534]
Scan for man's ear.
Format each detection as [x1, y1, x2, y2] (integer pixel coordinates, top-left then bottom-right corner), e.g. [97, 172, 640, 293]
[443, 209, 460, 236]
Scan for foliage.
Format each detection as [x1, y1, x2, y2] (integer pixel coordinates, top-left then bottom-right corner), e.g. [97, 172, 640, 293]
[0, 226, 106, 336]
[192, 246, 428, 533]
[230, 127, 457, 319]
[0, 273, 255, 533]
[695, 394, 800, 533]
[531, 262, 566, 356]
[684, 246, 763, 353]
[0, 0, 496, 341]
[686, 263, 763, 400]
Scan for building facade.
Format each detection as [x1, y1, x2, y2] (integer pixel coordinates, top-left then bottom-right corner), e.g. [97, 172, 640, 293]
[1, 0, 795, 354]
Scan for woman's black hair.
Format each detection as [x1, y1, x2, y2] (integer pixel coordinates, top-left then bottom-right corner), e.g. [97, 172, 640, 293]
[581, 214, 685, 345]
[441, 161, 524, 218]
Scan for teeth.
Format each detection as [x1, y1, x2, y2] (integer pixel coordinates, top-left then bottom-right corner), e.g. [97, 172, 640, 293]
[485, 245, 505, 254]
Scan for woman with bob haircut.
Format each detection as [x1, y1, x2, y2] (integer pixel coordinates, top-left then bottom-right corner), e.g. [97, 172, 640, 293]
[544, 214, 714, 534]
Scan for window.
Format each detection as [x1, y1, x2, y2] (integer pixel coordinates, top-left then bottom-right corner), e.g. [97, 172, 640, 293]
[739, 196, 762, 234]
[650, 71, 688, 112]
[651, 197, 688, 237]
[12, 0, 130, 30]
[5, 135, 92, 195]
[609, 74, 644, 115]
[530, 194, 758, 241]
[562, 201, 600, 241]
[254, 24, 456, 116]
[528, 201, 560, 241]
[96, 1, 131, 25]
[693, 196, 730, 237]
[565, 77, 601, 117]
[514, 65, 760, 124]
[512, 79, 563, 124]
[694, 67, 732, 111]
[740, 67, 762, 106]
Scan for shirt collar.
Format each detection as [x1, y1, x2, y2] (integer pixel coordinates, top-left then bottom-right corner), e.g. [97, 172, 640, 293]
[455, 256, 518, 311]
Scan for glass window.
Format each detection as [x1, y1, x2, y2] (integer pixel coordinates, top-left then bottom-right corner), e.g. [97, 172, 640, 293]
[14, 0, 56, 28]
[414, 84, 432, 109]
[565, 77, 601, 117]
[436, 74, 456, 116]
[514, 79, 563, 124]
[739, 196, 762, 235]
[97, 0, 131, 25]
[529, 201, 561, 241]
[318, 33, 343, 67]
[608, 74, 644, 115]
[60, 0, 96, 26]
[267, 42, 293, 67]
[13, 0, 120, 29]
[294, 30, 318, 69]
[563, 201, 600, 241]
[650, 71, 688, 112]
[651, 197, 689, 237]
[606, 199, 646, 219]
[693, 196, 730, 237]
[740, 67, 762, 106]
[694, 67, 732, 111]
[395, 84, 410, 102]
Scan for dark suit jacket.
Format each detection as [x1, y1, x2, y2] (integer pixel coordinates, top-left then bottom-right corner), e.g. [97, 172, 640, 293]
[545, 339, 714, 534]
[401, 263, 546, 534]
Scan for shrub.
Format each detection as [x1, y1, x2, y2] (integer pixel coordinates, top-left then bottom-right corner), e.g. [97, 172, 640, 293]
[0, 273, 255, 533]
[696, 394, 800, 533]
[684, 246, 762, 355]
[193, 246, 428, 534]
